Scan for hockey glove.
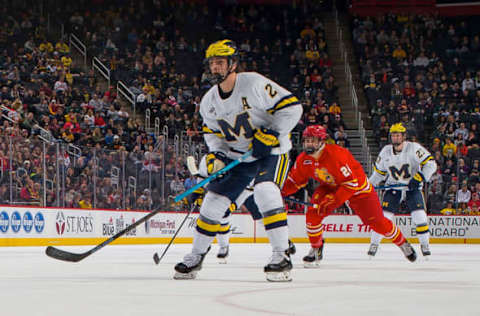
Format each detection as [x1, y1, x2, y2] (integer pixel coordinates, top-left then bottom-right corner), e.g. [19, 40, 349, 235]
[192, 187, 205, 206]
[205, 152, 228, 177]
[408, 172, 425, 191]
[252, 127, 280, 159]
[313, 193, 335, 216]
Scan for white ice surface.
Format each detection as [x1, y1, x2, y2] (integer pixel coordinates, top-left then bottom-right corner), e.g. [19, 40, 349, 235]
[1, 243, 479, 316]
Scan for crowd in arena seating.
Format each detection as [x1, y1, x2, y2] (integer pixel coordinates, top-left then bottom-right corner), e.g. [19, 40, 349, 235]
[352, 13, 480, 215]
[65, 1, 346, 142]
[0, 1, 346, 211]
[6, 1, 477, 216]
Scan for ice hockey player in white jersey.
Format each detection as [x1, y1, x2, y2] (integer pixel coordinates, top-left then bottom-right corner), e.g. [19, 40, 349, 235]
[368, 123, 437, 258]
[174, 39, 302, 282]
[192, 155, 296, 264]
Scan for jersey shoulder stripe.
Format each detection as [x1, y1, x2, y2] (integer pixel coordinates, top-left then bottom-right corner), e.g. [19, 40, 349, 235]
[373, 163, 387, 175]
[420, 155, 434, 166]
[202, 125, 223, 137]
[267, 94, 300, 114]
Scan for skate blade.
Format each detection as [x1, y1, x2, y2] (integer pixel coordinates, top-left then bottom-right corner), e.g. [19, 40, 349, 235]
[173, 271, 197, 280]
[303, 262, 321, 269]
[368, 254, 375, 260]
[217, 258, 227, 264]
[266, 271, 292, 282]
[423, 255, 430, 261]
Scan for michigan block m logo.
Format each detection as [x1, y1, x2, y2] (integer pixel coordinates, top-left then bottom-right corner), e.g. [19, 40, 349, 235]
[217, 112, 254, 141]
[389, 164, 411, 180]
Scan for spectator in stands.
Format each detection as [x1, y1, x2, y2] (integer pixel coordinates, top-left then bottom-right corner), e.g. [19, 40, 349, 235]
[443, 138, 457, 158]
[79, 195, 92, 209]
[440, 201, 456, 215]
[20, 178, 39, 203]
[457, 182, 472, 211]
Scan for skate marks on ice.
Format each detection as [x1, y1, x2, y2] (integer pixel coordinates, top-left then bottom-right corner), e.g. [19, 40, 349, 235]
[1, 244, 480, 316]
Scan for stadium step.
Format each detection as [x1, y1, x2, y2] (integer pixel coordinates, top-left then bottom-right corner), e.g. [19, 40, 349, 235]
[323, 11, 377, 169]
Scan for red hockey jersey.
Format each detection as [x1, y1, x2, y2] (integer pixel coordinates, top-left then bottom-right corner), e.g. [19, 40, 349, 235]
[282, 144, 373, 213]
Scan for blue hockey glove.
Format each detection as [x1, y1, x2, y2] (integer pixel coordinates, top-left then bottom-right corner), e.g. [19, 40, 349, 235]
[252, 127, 279, 158]
[408, 172, 425, 191]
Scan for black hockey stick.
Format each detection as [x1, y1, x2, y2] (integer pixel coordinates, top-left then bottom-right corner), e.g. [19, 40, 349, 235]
[153, 152, 252, 264]
[153, 204, 197, 265]
[45, 208, 162, 262]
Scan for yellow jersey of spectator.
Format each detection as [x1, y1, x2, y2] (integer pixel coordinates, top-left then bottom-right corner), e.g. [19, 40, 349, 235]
[62, 131, 75, 143]
[64, 113, 77, 123]
[300, 27, 316, 39]
[442, 142, 456, 157]
[143, 83, 156, 95]
[65, 72, 73, 85]
[329, 103, 341, 115]
[39, 41, 54, 53]
[61, 56, 72, 68]
[440, 207, 456, 215]
[79, 199, 92, 209]
[305, 49, 320, 61]
[392, 46, 406, 59]
[56, 41, 70, 54]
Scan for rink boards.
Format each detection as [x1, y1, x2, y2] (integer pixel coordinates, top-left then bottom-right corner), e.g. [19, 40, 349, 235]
[0, 206, 479, 246]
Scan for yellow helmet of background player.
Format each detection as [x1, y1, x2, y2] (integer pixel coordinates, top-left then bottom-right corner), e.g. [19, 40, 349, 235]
[389, 123, 406, 134]
[205, 39, 238, 59]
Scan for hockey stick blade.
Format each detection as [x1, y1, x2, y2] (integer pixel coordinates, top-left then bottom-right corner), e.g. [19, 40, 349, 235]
[153, 204, 197, 265]
[45, 208, 162, 263]
[186, 156, 199, 176]
[45, 246, 88, 262]
[153, 252, 160, 264]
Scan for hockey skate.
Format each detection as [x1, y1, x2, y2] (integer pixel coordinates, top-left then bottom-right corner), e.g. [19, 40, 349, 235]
[421, 244, 431, 259]
[174, 246, 211, 280]
[303, 243, 324, 268]
[217, 246, 229, 264]
[287, 239, 296, 255]
[264, 251, 292, 282]
[367, 244, 378, 258]
[399, 242, 417, 262]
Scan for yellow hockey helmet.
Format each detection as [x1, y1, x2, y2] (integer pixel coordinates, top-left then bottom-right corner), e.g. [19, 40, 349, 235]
[389, 123, 406, 134]
[205, 39, 238, 59]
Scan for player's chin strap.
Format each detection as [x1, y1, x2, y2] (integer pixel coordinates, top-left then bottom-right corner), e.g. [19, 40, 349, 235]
[211, 62, 236, 85]
[305, 142, 325, 155]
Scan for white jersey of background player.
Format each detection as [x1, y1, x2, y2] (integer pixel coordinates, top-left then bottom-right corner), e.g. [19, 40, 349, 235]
[174, 40, 302, 282]
[369, 123, 437, 258]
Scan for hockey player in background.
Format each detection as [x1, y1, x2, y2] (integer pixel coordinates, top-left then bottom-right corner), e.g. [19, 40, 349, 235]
[174, 39, 302, 281]
[368, 123, 437, 258]
[282, 125, 418, 267]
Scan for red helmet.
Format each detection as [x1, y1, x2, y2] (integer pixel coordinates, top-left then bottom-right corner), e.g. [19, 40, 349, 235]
[302, 125, 327, 140]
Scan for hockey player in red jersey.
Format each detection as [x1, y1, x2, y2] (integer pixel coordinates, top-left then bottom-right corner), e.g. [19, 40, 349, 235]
[281, 125, 417, 267]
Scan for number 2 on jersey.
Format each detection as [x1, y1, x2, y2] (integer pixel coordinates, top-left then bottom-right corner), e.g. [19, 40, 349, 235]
[340, 165, 352, 177]
[265, 84, 277, 98]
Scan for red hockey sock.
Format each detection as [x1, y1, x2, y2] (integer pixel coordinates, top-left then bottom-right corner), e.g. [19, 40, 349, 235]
[384, 223, 406, 246]
[307, 223, 324, 248]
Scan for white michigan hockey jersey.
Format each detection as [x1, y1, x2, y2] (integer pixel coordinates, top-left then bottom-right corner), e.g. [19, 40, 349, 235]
[369, 141, 437, 190]
[200, 72, 303, 162]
